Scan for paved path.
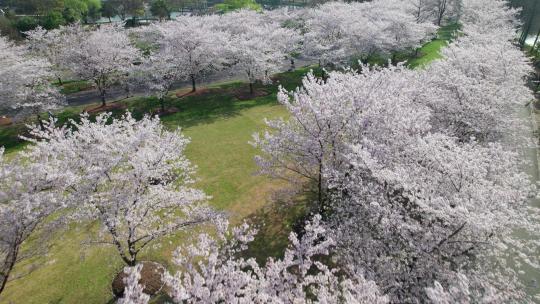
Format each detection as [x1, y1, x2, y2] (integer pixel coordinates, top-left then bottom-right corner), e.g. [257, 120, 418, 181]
[67, 58, 316, 107]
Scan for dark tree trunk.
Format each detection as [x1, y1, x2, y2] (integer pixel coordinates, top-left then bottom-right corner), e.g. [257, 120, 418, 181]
[520, 1, 538, 48]
[318, 163, 323, 211]
[437, 14, 443, 26]
[191, 75, 196, 92]
[37, 114, 44, 130]
[110, 232, 132, 266]
[127, 241, 137, 267]
[101, 91, 107, 107]
[532, 28, 540, 52]
[249, 82, 254, 95]
[0, 244, 20, 295]
[57, 77, 63, 86]
[321, 69, 328, 82]
[160, 97, 165, 112]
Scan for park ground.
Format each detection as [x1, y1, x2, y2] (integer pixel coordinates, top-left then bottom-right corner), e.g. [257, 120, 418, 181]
[0, 24, 459, 303]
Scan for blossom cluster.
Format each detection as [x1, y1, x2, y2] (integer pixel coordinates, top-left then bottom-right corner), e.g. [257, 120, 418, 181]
[253, 0, 539, 302]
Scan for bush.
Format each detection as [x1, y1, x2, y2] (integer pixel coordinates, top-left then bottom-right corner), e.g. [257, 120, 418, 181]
[15, 16, 38, 33]
[42, 11, 65, 30]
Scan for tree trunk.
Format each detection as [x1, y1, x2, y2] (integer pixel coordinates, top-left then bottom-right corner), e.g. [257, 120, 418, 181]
[0, 244, 20, 295]
[249, 82, 254, 95]
[160, 97, 165, 112]
[317, 161, 325, 214]
[37, 114, 44, 130]
[191, 75, 196, 92]
[520, 1, 537, 48]
[108, 17, 111, 23]
[127, 242, 137, 267]
[57, 77, 63, 86]
[101, 90, 106, 107]
[532, 28, 540, 52]
[321, 69, 328, 82]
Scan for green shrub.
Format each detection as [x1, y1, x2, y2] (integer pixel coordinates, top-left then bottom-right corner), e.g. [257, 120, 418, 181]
[42, 11, 65, 29]
[15, 16, 38, 33]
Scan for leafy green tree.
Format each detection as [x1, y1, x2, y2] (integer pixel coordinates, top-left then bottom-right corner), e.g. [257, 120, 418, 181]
[15, 16, 39, 32]
[83, 0, 101, 23]
[14, 0, 63, 15]
[214, 0, 261, 12]
[62, 7, 79, 23]
[110, 0, 144, 20]
[63, 0, 101, 22]
[42, 11, 64, 29]
[101, 0, 118, 22]
[150, 0, 171, 21]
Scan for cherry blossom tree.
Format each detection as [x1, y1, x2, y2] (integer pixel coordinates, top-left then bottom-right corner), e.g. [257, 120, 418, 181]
[426, 273, 517, 304]
[421, 0, 532, 142]
[216, 10, 301, 94]
[28, 113, 217, 266]
[25, 24, 83, 86]
[432, 0, 460, 26]
[252, 65, 430, 211]
[366, 0, 437, 57]
[302, 2, 350, 67]
[117, 264, 150, 304]
[407, 0, 437, 23]
[0, 36, 65, 124]
[119, 215, 389, 303]
[60, 24, 141, 107]
[152, 16, 231, 93]
[302, 1, 436, 67]
[130, 50, 185, 112]
[0, 144, 71, 295]
[254, 1, 539, 302]
[329, 133, 534, 301]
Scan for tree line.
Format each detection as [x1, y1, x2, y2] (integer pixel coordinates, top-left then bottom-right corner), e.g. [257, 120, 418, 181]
[2, 0, 538, 303]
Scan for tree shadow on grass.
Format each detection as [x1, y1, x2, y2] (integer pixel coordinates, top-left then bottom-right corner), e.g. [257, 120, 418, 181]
[240, 186, 311, 264]
[150, 82, 279, 130]
[0, 67, 318, 154]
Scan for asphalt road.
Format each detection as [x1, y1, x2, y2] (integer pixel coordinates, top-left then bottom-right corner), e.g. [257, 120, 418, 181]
[66, 57, 316, 107]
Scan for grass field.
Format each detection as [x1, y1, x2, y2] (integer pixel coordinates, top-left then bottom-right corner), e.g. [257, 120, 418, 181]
[0, 24, 459, 304]
[408, 23, 460, 68]
[53, 80, 93, 95]
[0, 68, 312, 304]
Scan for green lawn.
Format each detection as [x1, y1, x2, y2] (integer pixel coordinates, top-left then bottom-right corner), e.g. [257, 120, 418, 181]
[0, 69, 312, 304]
[408, 23, 460, 68]
[0, 25, 459, 303]
[53, 79, 93, 95]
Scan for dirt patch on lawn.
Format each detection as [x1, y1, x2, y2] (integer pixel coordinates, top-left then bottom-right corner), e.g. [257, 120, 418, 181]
[234, 89, 270, 101]
[112, 261, 165, 297]
[84, 102, 127, 114]
[151, 106, 180, 117]
[0, 116, 13, 126]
